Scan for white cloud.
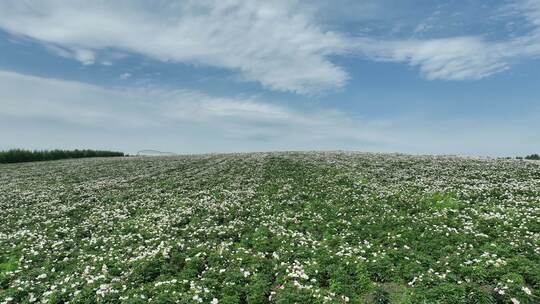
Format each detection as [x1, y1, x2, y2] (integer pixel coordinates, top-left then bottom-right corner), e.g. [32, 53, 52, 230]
[507, 0, 540, 57]
[356, 36, 511, 80]
[1, 0, 539, 90]
[119, 73, 132, 80]
[0, 0, 349, 94]
[354, 0, 540, 81]
[1, 70, 538, 155]
[0, 70, 151, 127]
[0, 70, 390, 150]
[72, 48, 96, 65]
[513, 0, 540, 26]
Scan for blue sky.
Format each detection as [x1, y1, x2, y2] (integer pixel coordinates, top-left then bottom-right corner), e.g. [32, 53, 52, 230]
[0, 0, 539, 156]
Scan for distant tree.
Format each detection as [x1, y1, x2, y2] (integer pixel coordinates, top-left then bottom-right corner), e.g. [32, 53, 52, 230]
[0, 149, 124, 164]
[525, 154, 540, 160]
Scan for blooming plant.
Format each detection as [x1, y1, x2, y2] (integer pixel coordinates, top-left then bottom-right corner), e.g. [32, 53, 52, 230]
[0, 152, 539, 303]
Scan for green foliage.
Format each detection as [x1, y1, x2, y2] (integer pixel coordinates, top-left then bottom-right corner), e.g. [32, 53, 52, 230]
[1, 152, 539, 303]
[0, 253, 19, 290]
[371, 286, 391, 304]
[0, 148, 124, 163]
[273, 286, 313, 304]
[327, 262, 372, 299]
[131, 259, 164, 284]
[0, 254, 18, 274]
[464, 285, 495, 304]
[524, 154, 540, 160]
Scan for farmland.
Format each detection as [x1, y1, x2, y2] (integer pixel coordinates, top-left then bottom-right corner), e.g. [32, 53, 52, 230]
[0, 152, 539, 303]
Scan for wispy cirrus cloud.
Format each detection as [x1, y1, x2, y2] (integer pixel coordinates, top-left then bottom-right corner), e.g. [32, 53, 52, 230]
[511, 0, 540, 26]
[1, 69, 538, 155]
[1, 0, 540, 93]
[0, 0, 349, 95]
[0, 70, 387, 146]
[356, 36, 510, 80]
[354, 0, 540, 81]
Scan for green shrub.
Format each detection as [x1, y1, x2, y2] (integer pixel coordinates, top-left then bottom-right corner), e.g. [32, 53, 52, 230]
[524, 154, 540, 160]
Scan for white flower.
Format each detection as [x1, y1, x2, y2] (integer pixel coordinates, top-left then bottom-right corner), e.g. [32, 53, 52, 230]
[511, 298, 520, 304]
[211, 298, 219, 304]
[522, 286, 532, 295]
[37, 273, 47, 280]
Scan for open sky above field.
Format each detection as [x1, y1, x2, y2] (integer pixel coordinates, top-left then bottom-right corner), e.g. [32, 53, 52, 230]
[0, 0, 539, 156]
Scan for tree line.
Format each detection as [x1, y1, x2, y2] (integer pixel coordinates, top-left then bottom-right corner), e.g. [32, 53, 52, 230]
[513, 154, 540, 160]
[524, 154, 540, 160]
[0, 149, 125, 164]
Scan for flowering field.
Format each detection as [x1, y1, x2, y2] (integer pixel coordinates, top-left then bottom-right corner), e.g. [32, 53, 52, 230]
[1, 152, 539, 303]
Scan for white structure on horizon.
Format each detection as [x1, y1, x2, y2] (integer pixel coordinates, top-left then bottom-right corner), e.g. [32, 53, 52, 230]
[136, 150, 176, 156]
